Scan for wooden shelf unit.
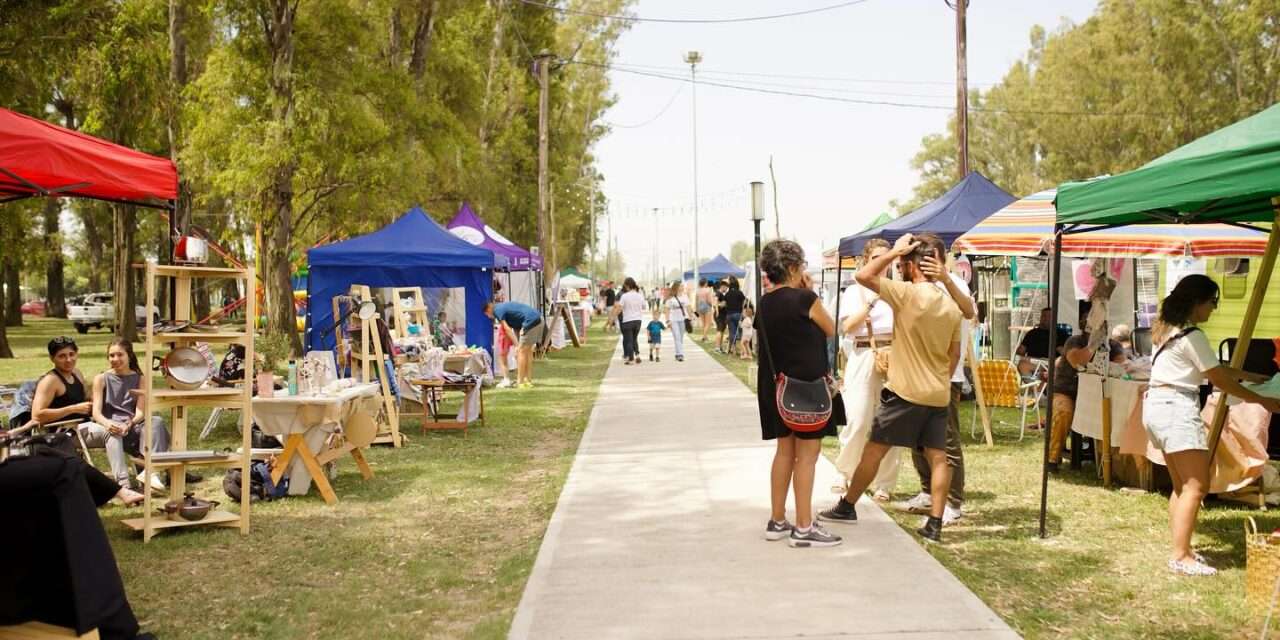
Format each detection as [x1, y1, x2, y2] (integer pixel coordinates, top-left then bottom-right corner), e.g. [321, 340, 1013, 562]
[135, 263, 255, 542]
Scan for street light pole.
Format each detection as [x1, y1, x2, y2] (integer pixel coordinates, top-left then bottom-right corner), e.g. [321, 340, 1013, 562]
[685, 51, 702, 288]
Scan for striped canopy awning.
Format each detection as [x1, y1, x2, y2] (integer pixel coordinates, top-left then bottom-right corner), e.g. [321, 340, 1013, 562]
[952, 189, 1270, 258]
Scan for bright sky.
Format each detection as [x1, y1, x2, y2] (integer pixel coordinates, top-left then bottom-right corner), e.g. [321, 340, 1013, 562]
[591, 0, 1098, 283]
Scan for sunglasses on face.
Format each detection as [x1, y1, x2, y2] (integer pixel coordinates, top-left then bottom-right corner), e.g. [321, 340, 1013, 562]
[52, 336, 77, 348]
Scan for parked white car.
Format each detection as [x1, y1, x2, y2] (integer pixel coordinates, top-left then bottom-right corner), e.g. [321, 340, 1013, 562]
[67, 292, 156, 334]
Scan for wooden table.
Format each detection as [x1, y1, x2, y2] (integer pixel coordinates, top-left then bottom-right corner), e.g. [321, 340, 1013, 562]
[409, 378, 485, 436]
[251, 383, 380, 505]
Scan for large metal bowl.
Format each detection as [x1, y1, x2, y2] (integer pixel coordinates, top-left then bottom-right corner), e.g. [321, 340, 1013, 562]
[162, 346, 211, 390]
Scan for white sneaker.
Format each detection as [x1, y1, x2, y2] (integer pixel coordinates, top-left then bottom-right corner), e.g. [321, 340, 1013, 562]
[138, 470, 166, 493]
[903, 492, 932, 514]
[942, 503, 963, 526]
[497, 378, 513, 389]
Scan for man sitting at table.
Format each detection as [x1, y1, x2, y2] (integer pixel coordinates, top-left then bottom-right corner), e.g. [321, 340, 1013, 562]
[484, 301, 544, 390]
[1018, 307, 1071, 375]
[1047, 334, 1094, 472]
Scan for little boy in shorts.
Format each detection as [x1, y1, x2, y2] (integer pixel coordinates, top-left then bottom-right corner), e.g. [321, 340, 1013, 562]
[646, 314, 665, 362]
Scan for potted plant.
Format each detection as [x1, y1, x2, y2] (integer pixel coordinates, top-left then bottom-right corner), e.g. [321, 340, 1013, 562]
[255, 333, 292, 397]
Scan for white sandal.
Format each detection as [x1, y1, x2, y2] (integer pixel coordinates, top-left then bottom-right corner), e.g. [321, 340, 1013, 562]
[1168, 558, 1217, 576]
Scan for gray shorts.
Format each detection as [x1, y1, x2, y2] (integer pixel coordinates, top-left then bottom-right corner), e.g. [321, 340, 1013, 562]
[869, 388, 948, 451]
[520, 321, 545, 347]
[1143, 386, 1206, 453]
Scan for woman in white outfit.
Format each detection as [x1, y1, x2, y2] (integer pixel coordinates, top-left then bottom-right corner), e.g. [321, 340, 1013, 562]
[833, 239, 902, 500]
[663, 281, 690, 362]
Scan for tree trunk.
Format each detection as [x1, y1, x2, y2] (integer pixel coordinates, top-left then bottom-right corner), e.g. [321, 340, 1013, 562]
[113, 204, 138, 341]
[43, 198, 67, 318]
[4, 262, 21, 327]
[168, 0, 193, 238]
[478, 0, 505, 149]
[408, 0, 437, 80]
[264, 0, 301, 356]
[78, 205, 107, 292]
[0, 278, 13, 358]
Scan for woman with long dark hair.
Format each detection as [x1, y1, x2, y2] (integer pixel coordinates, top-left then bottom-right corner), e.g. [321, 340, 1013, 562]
[617, 277, 647, 365]
[1145, 274, 1280, 576]
[85, 338, 173, 491]
[757, 239, 844, 548]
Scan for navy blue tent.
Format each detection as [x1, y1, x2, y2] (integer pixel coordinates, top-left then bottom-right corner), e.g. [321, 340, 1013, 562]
[683, 254, 746, 281]
[838, 171, 1015, 257]
[307, 207, 500, 354]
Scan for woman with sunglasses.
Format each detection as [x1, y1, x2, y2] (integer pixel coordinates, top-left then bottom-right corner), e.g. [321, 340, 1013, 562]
[31, 336, 93, 426]
[1145, 274, 1280, 576]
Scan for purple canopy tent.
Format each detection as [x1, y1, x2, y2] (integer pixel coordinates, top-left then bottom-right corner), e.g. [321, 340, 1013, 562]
[447, 201, 543, 308]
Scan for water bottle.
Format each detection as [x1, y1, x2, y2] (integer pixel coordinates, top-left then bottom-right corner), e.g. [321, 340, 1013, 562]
[287, 360, 298, 396]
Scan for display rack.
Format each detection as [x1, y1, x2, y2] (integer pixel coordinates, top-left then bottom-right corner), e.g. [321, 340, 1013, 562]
[347, 285, 402, 447]
[124, 264, 254, 542]
[391, 286, 430, 341]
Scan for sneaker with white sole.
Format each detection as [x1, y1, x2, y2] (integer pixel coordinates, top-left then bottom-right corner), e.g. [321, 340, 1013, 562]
[817, 498, 858, 524]
[942, 503, 963, 525]
[764, 519, 793, 541]
[788, 523, 843, 548]
[902, 492, 932, 514]
[1168, 558, 1217, 576]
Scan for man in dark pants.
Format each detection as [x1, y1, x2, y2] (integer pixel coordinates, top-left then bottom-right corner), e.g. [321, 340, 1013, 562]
[905, 261, 976, 525]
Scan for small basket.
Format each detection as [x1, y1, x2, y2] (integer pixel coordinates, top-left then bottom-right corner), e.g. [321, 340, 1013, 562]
[1245, 518, 1280, 615]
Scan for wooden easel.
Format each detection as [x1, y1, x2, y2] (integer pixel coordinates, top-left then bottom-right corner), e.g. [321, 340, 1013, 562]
[349, 285, 402, 447]
[391, 287, 429, 340]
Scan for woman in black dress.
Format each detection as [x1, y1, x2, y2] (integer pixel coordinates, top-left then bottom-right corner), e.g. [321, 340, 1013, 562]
[757, 240, 844, 548]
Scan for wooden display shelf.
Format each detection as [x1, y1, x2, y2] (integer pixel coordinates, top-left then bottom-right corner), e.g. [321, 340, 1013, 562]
[0, 621, 99, 639]
[150, 264, 247, 277]
[153, 331, 249, 343]
[146, 453, 242, 470]
[121, 509, 241, 532]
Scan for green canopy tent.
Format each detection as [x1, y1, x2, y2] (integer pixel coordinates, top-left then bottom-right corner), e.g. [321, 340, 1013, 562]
[1038, 103, 1280, 537]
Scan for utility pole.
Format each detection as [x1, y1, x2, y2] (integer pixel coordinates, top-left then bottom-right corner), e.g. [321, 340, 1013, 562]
[949, 0, 969, 179]
[653, 207, 660, 287]
[685, 51, 702, 287]
[536, 50, 554, 301]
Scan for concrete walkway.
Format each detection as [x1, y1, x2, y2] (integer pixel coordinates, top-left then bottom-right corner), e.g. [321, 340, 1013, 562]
[510, 331, 1018, 640]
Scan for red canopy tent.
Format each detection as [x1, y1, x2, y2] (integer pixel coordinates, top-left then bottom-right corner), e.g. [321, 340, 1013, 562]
[0, 106, 177, 208]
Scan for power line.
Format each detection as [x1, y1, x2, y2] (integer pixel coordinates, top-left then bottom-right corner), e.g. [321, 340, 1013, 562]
[609, 61, 999, 87]
[574, 60, 1171, 118]
[609, 63, 959, 100]
[514, 0, 875, 24]
[606, 84, 685, 128]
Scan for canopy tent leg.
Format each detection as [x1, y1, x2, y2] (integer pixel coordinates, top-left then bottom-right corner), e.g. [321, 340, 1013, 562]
[1039, 225, 1064, 539]
[1207, 203, 1280, 459]
[833, 259, 843, 378]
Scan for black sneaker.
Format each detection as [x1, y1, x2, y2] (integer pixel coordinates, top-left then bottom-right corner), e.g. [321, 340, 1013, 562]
[649, 353, 653, 361]
[1045, 461, 1061, 474]
[764, 519, 793, 541]
[676, 355, 684, 362]
[788, 523, 842, 548]
[818, 498, 858, 524]
[917, 516, 943, 543]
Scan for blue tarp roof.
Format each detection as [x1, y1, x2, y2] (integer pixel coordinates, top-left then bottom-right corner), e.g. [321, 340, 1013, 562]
[306, 207, 499, 354]
[683, 254, 746, 280]
[838, 171, 1015, 256]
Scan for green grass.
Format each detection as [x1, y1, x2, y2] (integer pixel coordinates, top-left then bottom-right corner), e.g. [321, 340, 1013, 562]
[699, 339, 1267, 639]
[11, 318, 615, 639]
[0, 316, 121, 383]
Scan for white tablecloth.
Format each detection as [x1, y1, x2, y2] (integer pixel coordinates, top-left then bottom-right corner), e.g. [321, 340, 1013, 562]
[252, 383, 380, 495]
[1070, 374, 1145, 445]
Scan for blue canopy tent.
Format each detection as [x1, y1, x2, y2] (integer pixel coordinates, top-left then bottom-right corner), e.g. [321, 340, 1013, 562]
[306, 207, 501, 355]
[683, 254, 746, 281]
[838, 171, 1016, 257]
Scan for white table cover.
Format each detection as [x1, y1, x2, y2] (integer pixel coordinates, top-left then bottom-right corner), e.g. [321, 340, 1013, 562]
[252, 383, 380, 495]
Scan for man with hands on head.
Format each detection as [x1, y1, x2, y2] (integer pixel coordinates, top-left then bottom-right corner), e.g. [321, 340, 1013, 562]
[819, 233, 964, 543]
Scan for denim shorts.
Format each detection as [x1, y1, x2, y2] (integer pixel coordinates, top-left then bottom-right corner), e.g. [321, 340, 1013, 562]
[1142, 386, 1206, 453]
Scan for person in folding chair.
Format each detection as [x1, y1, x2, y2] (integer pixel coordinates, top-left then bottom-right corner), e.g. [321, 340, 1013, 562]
[84, 339, 177, 492]
[30, 336, 93, 432]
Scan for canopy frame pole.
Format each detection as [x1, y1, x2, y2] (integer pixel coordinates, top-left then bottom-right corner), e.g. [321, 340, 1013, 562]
[1206, 201, 1280, 458]
[1038, 224, 1064, 539]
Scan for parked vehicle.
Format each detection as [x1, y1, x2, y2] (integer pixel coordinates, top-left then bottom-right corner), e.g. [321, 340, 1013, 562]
[19, 299, 46, 317]
[67, 292, 156, 334]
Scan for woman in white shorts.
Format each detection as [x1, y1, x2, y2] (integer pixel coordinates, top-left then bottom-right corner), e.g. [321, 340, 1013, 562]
[1144, 274, 1280, 576]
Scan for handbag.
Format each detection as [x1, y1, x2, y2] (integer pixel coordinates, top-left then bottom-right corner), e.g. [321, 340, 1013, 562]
[862, 292, 891, 377]
[675, 297, 694, 333]
[758, 305, 834, 433]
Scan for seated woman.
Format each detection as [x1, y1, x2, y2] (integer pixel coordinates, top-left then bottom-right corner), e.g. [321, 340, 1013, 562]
[1046, 334, 1094, 472]
[81, 339, 172, 491]
[30, 336, 93, 427]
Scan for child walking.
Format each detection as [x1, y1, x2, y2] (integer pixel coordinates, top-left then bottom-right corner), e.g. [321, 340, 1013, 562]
[646, 313, 665, 362]
[738, 304, 756, 360]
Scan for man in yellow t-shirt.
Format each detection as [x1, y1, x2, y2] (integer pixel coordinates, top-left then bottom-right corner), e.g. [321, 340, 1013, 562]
[819, 232, 962, 543]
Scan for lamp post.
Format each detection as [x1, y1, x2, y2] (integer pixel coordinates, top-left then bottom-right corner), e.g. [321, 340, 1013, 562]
[751, 181, 765, 313]
[685, 50, 702, 288]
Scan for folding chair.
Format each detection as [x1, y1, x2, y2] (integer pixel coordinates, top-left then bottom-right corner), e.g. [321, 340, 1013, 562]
[970, 359, 1045, 441]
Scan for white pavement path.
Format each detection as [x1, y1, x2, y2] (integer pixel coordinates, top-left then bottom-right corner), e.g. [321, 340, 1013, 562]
[510, 331, 1019, 640]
